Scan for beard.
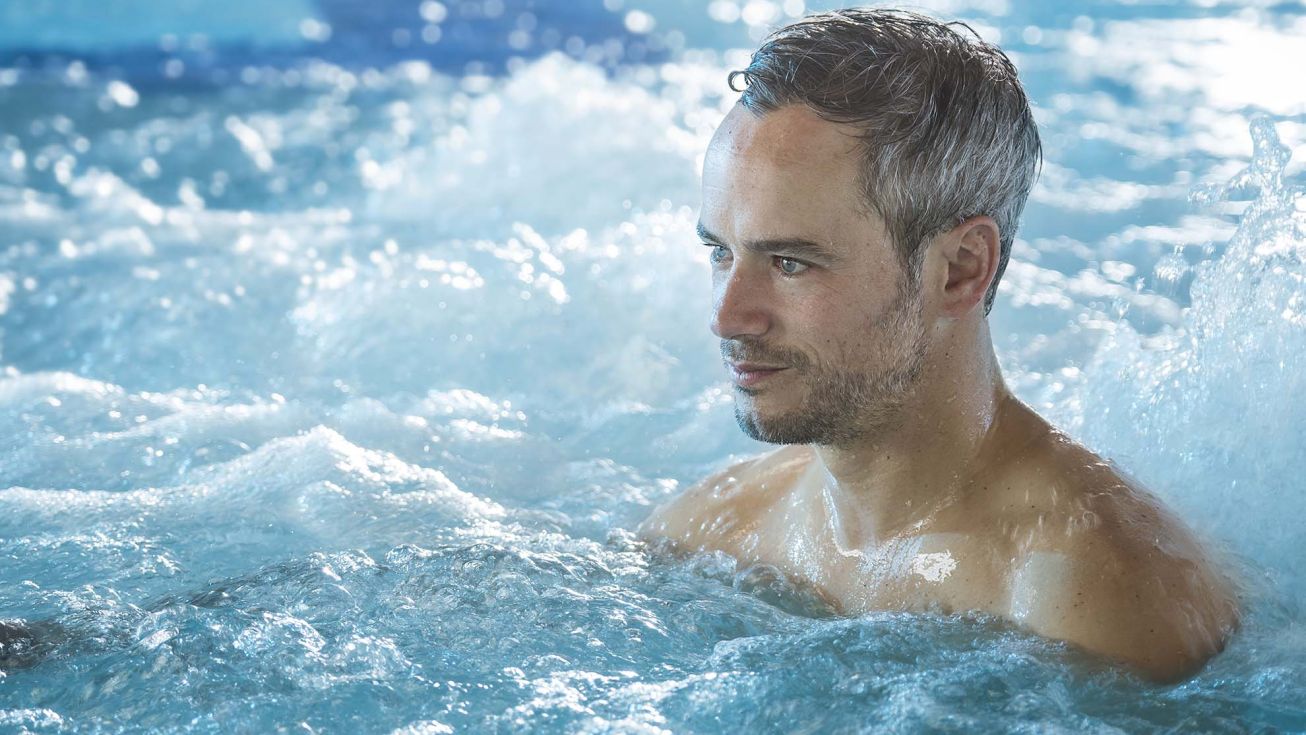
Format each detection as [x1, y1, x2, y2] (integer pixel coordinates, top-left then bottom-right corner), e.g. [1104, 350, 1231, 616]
[723, 280, 928, 448]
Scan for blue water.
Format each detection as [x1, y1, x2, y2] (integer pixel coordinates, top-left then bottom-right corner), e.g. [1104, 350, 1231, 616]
[1, 0, 1304, 732]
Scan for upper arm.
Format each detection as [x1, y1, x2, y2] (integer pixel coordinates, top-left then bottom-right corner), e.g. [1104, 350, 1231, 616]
[1010, 544, 1237, 682]
[635, 485, 702, 551]
[636, 455, 777, 556]
[998, 443, 1239, 681]
[636, 467, 731, 552]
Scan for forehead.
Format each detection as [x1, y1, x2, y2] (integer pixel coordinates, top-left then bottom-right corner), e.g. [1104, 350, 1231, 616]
[710, 103, 860, 168]
[702, 103, 878, 245]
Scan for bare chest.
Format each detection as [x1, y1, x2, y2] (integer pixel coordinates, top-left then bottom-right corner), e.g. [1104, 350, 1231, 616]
[740, 503, 1010, 617]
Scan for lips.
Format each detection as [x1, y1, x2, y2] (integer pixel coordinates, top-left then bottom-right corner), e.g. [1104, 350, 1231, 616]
[728, 362, 788, 388]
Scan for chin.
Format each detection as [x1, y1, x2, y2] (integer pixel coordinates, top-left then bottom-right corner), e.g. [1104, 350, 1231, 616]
[734, 401, 818, 446]
[732, 390, 791, 424]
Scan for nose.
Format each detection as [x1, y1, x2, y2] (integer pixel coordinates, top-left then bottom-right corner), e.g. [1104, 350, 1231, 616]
[710, 261, 772, 340]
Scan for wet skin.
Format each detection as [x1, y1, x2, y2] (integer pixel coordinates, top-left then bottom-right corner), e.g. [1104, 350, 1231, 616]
[637, 103, 1239, 682]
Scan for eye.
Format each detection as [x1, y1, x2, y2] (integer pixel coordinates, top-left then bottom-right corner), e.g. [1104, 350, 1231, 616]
[706, 243, 731, 265]
[776, 257, 809, 276]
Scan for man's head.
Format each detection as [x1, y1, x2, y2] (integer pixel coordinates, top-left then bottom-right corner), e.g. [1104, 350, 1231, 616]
[730, 8, 1041, 314]
[700, 9, 1040, 447]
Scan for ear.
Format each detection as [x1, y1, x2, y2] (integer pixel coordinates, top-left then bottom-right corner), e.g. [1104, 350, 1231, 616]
[934, 215, 1001, 318]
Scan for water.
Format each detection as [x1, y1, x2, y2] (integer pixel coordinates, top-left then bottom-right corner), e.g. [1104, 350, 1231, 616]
[1, 0, 1304, 732]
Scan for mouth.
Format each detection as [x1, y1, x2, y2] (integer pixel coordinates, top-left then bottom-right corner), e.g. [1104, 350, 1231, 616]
[728, 362, 788, 388]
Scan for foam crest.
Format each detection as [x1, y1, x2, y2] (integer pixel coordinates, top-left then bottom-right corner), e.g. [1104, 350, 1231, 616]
[0, 426, 506, 583]
[364, 53, 713, 236]
[0, 371, 313, 491]
[188, 425, 507, 527]
[291, 206, 714, 410]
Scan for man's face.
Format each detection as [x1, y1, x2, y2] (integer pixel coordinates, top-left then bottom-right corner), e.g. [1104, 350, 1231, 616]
[700, 103, 929, 447]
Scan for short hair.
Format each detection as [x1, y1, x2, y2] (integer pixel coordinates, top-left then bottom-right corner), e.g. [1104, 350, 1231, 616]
[728, 8, 1042, 314]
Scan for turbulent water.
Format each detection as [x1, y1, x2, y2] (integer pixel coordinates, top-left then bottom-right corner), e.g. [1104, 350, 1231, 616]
[1, 1, 1304, 732]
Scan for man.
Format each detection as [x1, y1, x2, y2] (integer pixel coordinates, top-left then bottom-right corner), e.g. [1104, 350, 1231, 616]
[636, 8, 1238, 682]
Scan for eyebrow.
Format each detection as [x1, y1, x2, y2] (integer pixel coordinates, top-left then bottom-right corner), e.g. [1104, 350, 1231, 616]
[696, 222, 840, 263]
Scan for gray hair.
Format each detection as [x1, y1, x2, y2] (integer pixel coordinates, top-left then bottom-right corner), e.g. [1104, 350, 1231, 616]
[728, 8, 1042, 314]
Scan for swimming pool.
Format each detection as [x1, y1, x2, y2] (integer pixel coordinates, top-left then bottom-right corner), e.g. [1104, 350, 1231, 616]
[1, 0, 1303, 731]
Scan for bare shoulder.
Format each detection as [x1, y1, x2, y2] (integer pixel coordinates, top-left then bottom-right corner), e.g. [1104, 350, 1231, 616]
[992, 424, 1240, 681]
[636, 444, 813, 557]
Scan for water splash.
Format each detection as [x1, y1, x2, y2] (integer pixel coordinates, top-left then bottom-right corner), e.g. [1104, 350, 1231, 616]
[1076, 116, 1306, 595]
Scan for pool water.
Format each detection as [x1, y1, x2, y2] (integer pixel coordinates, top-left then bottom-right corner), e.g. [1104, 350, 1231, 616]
[1, 1, 1304, 732]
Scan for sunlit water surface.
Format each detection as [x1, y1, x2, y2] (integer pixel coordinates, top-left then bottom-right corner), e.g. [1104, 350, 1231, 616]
[1, 1, 1305, 732]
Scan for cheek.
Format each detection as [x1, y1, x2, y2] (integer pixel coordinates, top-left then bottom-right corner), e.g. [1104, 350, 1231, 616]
[789, 308, 864, 356]
[792, 282, 869, 330]
[794, 297, 899, 360]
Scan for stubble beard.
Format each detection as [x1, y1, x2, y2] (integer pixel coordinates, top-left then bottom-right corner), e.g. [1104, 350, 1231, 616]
[727, 280, 928, 449]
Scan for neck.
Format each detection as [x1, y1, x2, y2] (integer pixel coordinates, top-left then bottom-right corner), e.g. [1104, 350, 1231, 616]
[812, 318, 1012, 546]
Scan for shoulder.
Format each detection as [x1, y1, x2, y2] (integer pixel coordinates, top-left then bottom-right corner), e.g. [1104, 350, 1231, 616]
[992, 427, 1239, 681]
[636, 445, 813, 556]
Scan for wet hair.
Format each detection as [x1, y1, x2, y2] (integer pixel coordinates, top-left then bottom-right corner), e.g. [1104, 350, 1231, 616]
[728, 8, 1042, 314]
